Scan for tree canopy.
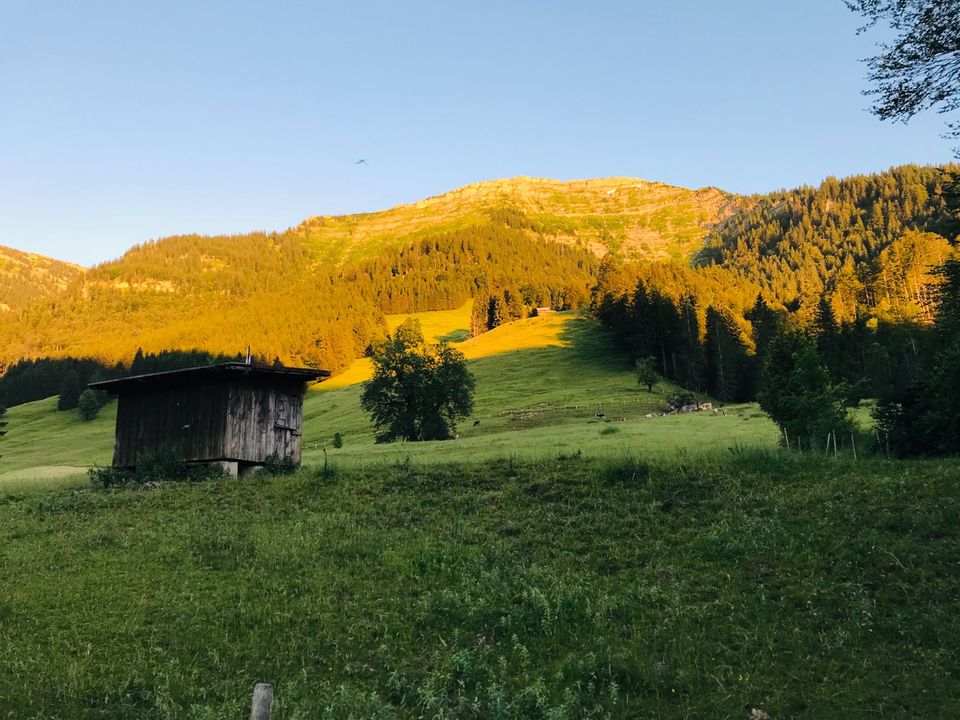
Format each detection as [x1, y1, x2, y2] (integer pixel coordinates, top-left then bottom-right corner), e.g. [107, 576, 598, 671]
[361, 319, 475, 442]
[634, 357, 658, 392]
[758, 333, 853, 447]
[77, 389, 101, 422]
[847, 0, 960, 153]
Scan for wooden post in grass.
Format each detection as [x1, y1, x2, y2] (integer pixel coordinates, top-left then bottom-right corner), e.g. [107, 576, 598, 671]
[851, 431, 857, 461]
[833, 431, 838, 457]
[251, 683, 273, 720]
[825, 432, 831, 454]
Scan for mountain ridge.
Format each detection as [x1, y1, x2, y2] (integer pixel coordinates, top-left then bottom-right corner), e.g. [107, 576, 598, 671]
[0, 245, 85, 313]
[2, 165, 953, 388]
[294, 175, 734, 265]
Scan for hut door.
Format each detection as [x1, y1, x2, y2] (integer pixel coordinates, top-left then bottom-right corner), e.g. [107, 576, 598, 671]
[273, 392, 303, 462]
[274, 393, 301, 435]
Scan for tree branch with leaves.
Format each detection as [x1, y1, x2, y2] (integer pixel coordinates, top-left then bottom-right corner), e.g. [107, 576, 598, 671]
[848, 0, 960, 154]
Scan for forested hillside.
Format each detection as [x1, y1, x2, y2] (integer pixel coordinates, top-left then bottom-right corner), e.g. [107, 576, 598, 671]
[698, 165, 958, 323]
[595, 165, 960, 453]
[0, 245, 84, 312]
[0, 177, 715, 375]
[2, 167, 958, 422]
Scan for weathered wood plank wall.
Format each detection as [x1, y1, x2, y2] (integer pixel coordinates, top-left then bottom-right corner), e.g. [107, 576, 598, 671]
[114, 384, 231, 467]
[113, 378, 305, 468]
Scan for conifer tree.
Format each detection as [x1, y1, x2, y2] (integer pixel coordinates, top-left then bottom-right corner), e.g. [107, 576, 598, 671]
[57, 370, 82, 411]
[759, 332, 852, 448]
[470, 291, 490, 337]
[814, 297, 843, 378]
[77, 389, 101, 422]
[677, 295, 706, 391]
[705, 307, 748, 402]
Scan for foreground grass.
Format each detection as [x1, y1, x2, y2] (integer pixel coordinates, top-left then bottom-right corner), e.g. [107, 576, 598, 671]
[1, 452, 957, 718]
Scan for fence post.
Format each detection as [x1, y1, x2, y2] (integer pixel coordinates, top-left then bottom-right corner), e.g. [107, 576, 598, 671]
[850, 431, 857, 461]
[251, 683, 273, 720]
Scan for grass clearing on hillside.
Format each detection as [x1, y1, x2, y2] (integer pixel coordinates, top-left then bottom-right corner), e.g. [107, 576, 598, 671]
[1, 452, 957, 718]
[306, 311, 779, 465]
[0, 396, 116, 476]
[0, 311, 782, 479]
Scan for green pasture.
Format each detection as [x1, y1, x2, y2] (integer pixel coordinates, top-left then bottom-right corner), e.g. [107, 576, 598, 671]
[0, 396, 116, 490]
[1, 452, 957, 717]
[306, 312, 779, 466]
[0, 313, 782, 483]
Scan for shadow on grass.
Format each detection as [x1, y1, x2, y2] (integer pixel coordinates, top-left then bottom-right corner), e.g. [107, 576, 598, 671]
[438, 328, 471, 343]
[555, 312, 632, 371]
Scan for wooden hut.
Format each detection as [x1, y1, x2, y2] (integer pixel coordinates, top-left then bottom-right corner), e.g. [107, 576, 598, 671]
[90, 362, 329, 475]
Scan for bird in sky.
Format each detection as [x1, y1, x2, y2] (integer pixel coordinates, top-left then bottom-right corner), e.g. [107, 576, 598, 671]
[355, 159, 369, 166]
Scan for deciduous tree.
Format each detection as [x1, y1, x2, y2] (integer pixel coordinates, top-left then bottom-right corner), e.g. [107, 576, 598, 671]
[361, 318, 475, 442]
[634, 356, 658, 392]
[847, 0, 960, 154]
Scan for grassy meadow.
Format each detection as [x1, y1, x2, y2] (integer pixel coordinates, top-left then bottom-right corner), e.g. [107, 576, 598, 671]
[0, 308, 780, 484]
[1, 305, 957, 718]
[1, 452, 958, 717]
[307, 307, 779, 467]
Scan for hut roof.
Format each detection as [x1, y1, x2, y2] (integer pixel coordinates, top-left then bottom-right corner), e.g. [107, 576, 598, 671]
[89, 362, 329, 394]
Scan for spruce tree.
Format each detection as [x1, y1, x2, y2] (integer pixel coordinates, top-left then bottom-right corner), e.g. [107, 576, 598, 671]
[77, 389, 101, 422]
[758, 332, 852, 448]
[705, 307, 748, 402]
[677, 295, 705, 391]
[470, 292, 490, 337]
[814, 297, 842, 378]
[57, 370, 82, 411]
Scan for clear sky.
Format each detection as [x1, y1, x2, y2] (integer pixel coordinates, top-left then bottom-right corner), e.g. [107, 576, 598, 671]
[0, 0, 954, 266]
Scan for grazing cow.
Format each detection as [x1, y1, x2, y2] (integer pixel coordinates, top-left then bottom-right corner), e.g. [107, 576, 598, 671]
[473, 420, 481, 427]
[595, 412, 606, 421]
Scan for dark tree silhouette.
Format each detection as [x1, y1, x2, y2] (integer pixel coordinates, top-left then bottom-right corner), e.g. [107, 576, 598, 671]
[758, 333, 853, 449]
[361, 318, 475, 442]
[848, 0, 960, 154]
[634, 356, 658, 392]
[77, 389, 101, 422]
[57, 371, 82, 411]
[848, 1, 960, 142]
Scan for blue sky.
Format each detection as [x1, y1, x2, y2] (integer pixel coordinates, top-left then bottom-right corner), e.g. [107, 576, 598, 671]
[0, 0, 954, 266]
